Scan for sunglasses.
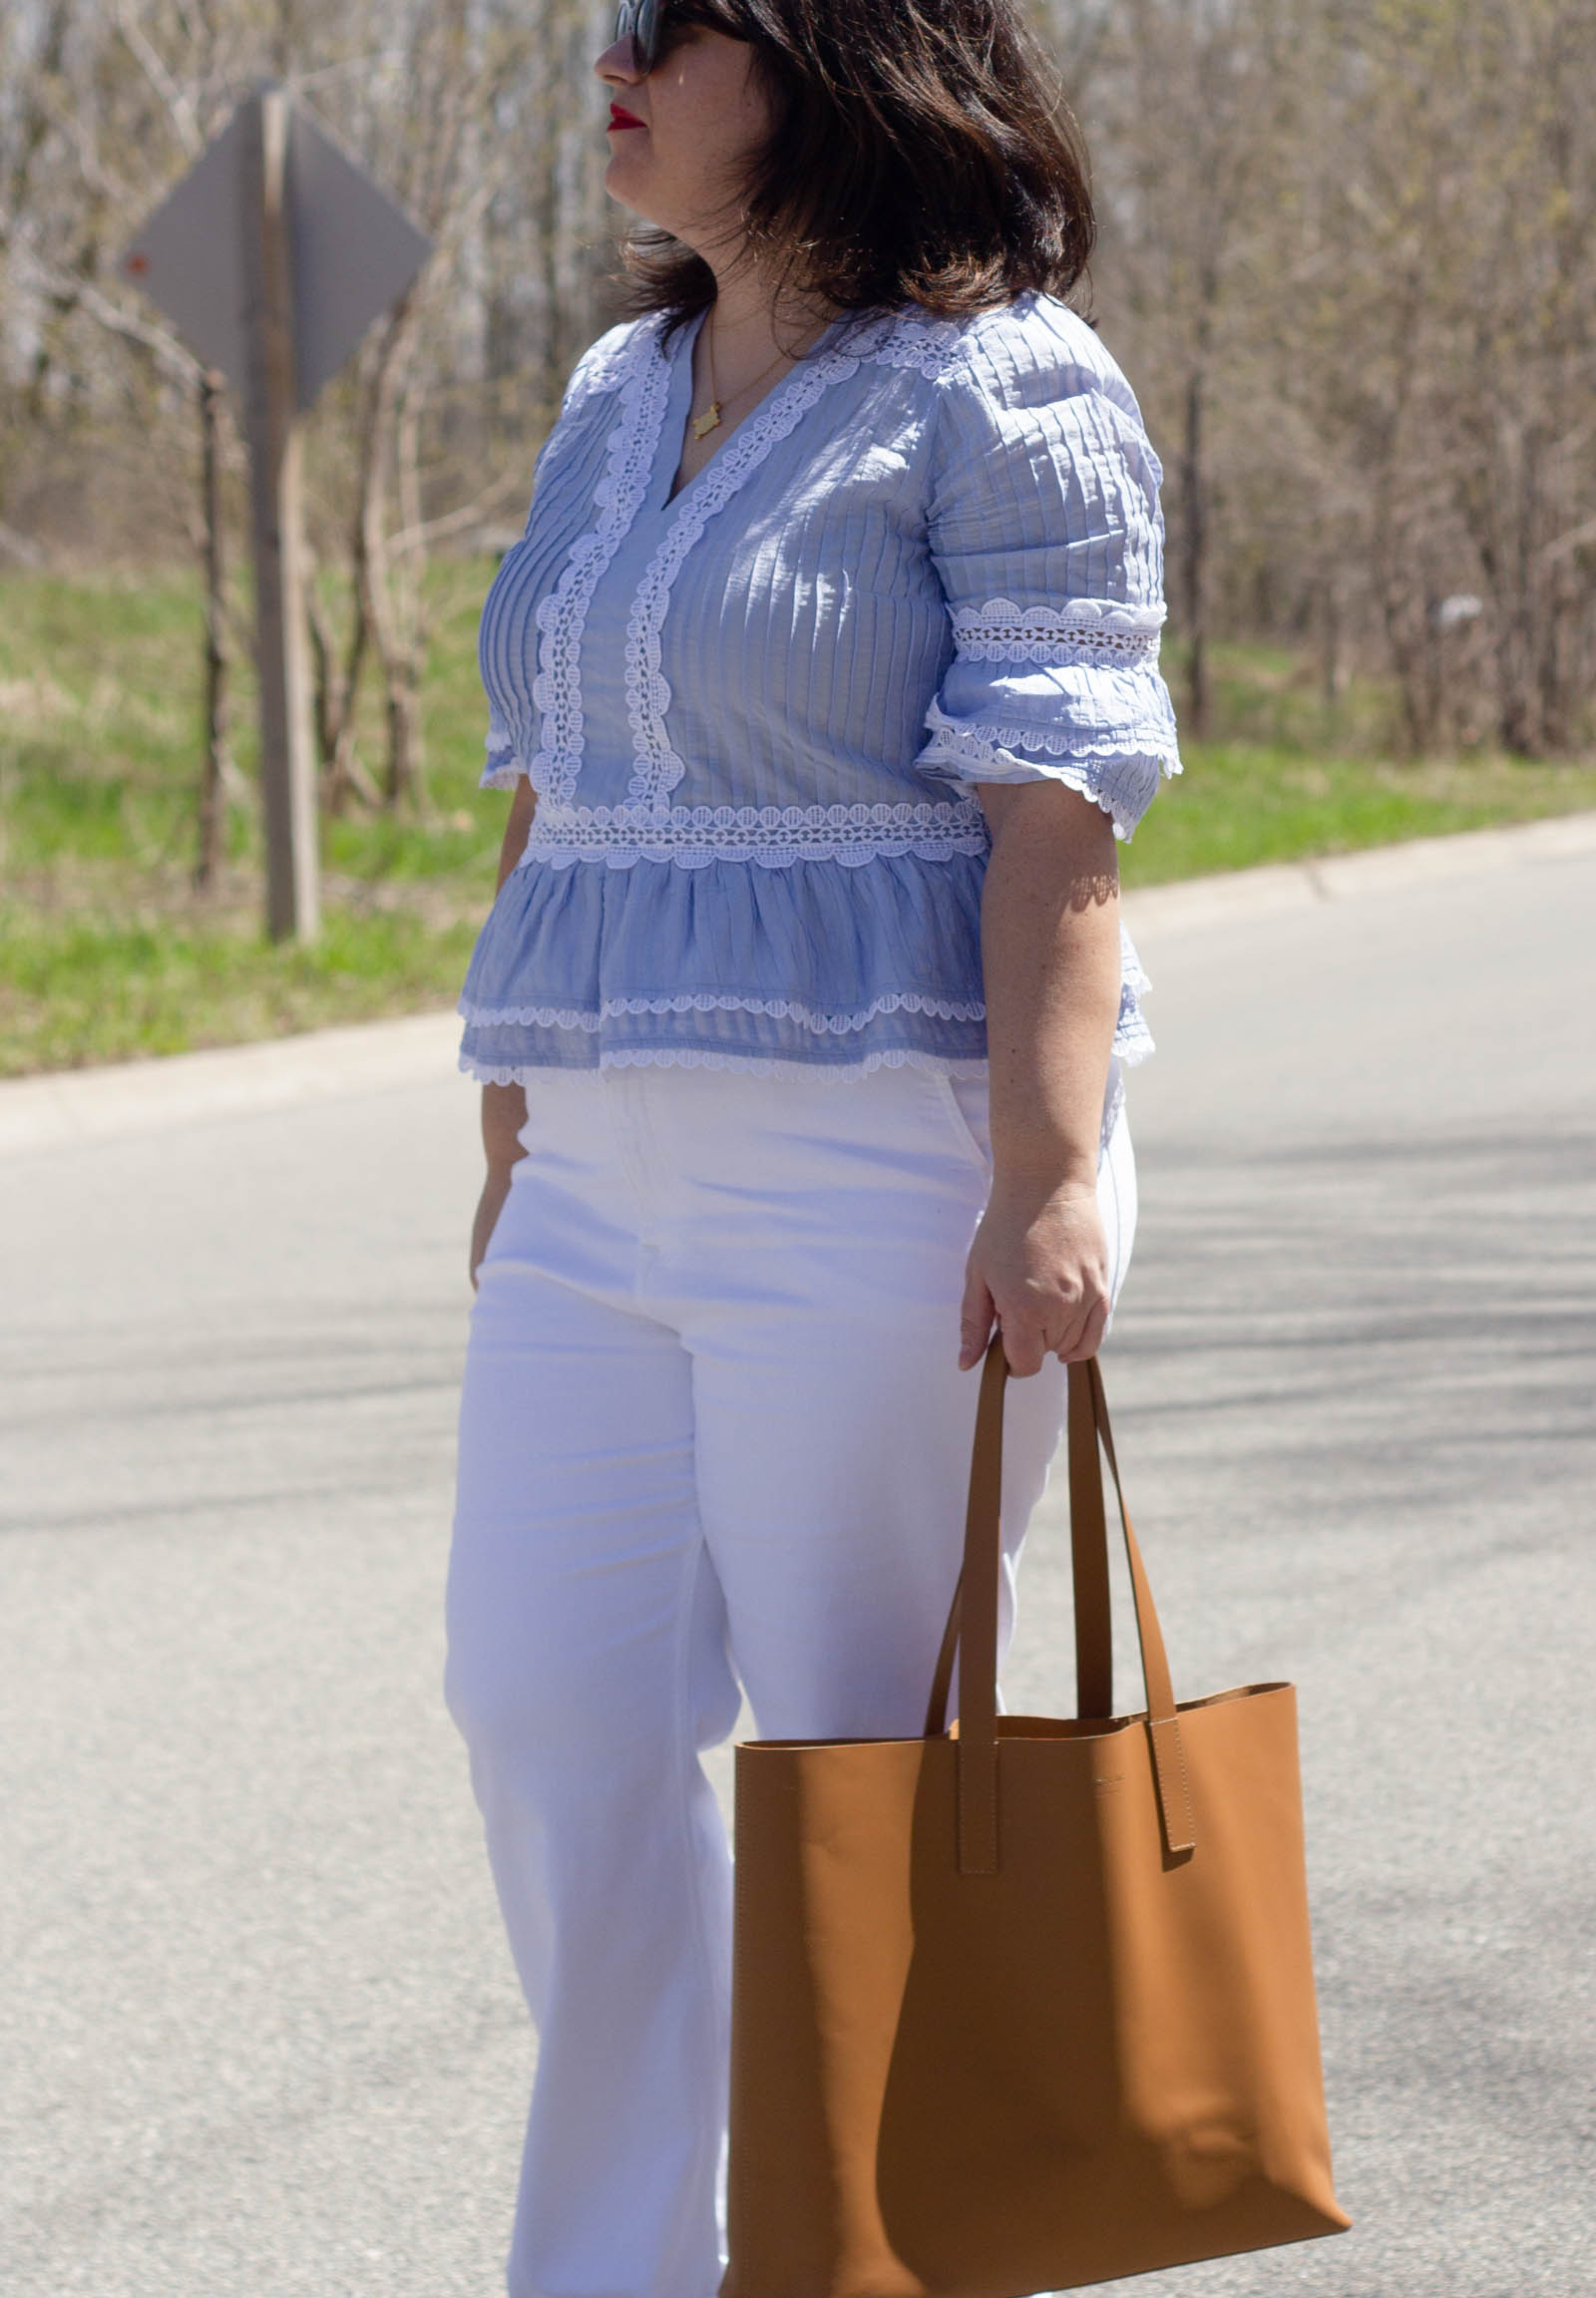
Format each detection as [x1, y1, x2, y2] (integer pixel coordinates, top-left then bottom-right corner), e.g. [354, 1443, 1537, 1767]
[612, 0, 740, 74]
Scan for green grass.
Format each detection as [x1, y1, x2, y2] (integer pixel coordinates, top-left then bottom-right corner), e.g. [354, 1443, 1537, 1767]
[1119, 740, 1596, 888]
[2, 573, 1592, 1075]
[0, 905, 482, 1072]
[0, 562, 502, 1076]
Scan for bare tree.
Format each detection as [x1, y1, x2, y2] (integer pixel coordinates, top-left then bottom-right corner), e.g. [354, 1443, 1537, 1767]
[195, 369, 233, 889]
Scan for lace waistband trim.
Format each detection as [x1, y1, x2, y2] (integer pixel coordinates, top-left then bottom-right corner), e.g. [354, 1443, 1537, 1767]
[519, 798, 990, 869]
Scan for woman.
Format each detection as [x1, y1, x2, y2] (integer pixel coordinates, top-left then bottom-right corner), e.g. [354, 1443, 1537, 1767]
[446, 3, 1181, 2293]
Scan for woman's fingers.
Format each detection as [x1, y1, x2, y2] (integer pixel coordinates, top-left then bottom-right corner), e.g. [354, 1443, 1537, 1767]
[1001, 1322, 1048, 1377]
[958, 1259, 997, 1370]
[1052, 1293, 1109, 1364]
[999, 1281, 1111, 1373]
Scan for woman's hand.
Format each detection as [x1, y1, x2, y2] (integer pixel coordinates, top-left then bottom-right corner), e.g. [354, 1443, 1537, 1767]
[469, 791, 539, 1291]
[470, 1165, 515, 1291]
[471, 1080, 528, 1290]
[959, 1175, 1110, 1375]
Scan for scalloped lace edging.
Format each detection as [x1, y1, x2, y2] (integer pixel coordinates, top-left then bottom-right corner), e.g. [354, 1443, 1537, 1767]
[528, 317, 671, 805]
[565, 321, 647, 403]
[920, 716, 1183, 767]
[858, 314, 974, 381]
[461, 988, 987, 1037]
[623, 340, 874, 813]
[917, 710, 1181, 839]
[465, 999, 599, 1033]
[481, 715, 520, 789]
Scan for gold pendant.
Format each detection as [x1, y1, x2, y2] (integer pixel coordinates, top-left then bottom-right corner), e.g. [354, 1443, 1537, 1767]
[691, 401, 722, 440]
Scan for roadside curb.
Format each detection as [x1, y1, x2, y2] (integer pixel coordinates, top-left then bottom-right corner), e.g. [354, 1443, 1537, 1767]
[3, 809, 1592, 1156]
[0, 1007, 463, 1157]
[1120, 806, 1596, 935]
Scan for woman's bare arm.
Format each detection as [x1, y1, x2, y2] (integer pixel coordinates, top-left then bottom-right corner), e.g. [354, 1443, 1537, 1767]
[959, 779, 1122, 1376]
[470, 778, 539, 1288]
[492, 775, 539, 895]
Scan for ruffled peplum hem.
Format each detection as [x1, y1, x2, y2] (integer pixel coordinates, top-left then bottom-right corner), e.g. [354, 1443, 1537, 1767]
[458, 851, 1155, 1083]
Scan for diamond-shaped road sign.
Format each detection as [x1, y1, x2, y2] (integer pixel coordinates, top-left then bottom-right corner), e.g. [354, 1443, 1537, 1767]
[120, 93, 432, 411]
[119, 87, 433, 946]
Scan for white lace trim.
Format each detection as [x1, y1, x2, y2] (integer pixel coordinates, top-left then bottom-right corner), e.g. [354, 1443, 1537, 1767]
[482, 721, 521, 790]
[951, 596, 1166, 665]
[528, 318, 672, 805]
[862, 315, 975, 380]
[918, 708, 1180, 840]
[460, 1045, 992, 1087]
[920, 705, 1181, 765]
[462, 987, 986, 1038]
[466, 999, 600, 1033]
[482, 702, 516, 771]
[566, 323, 641, 403]
[521, 798, 990, 869]
[623, 318, 948, 814]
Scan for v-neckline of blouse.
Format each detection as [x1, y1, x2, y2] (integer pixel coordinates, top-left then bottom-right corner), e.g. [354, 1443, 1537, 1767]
[649, 305, 851, 521]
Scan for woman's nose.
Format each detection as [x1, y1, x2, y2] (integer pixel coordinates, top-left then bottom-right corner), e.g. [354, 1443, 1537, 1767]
[595, 37, 645, 86]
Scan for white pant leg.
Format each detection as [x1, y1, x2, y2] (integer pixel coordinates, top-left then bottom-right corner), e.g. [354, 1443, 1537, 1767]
[446, 1063, 1137, 2298]
[447, 1095, 741, 2298]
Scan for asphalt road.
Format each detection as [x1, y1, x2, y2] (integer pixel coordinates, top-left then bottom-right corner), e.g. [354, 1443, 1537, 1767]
[2, 825, 1592, 2298]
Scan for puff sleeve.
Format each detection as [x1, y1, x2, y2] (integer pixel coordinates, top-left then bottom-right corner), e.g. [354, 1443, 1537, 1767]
[480, 693, 521, 792]
[914, 312, 1182, 839]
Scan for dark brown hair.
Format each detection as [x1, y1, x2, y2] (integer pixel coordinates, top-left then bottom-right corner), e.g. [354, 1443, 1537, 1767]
[611, 0, 1095, 346]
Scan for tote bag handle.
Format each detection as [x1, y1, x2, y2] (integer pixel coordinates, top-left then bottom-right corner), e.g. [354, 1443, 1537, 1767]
[924, 1337, 1197, 1875]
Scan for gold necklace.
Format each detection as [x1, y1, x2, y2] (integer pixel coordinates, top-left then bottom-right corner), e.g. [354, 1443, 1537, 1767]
[690, 313, 804, 440]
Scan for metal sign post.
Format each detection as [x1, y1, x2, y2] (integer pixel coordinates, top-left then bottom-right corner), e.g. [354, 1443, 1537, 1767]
[122, 85, 432, 944]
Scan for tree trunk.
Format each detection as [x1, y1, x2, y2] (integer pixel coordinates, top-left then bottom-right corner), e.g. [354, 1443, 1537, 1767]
[382, 382, 430, 816]
[194, 370, 230, 893]
[1319, 573, 1342, 715]
[1179, 362, 1210, 739]
[354, 305, 430, 816]
[305, 539, 379, 815]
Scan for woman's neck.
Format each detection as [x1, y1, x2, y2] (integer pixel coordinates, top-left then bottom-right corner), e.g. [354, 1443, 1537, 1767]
[694, 252, 841, 393]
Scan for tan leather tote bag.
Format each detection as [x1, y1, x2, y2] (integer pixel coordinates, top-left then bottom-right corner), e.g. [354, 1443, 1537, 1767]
[721, 1340, 1350, 2298]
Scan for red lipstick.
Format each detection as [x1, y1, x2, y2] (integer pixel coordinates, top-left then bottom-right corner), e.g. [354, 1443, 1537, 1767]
[608, 103, 645, 130]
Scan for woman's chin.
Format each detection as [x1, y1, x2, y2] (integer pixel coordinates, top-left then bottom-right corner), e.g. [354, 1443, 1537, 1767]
[603, 151, 656, 207]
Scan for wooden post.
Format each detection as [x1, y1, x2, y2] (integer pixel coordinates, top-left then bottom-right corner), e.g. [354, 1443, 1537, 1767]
[239, 85, 319, 943]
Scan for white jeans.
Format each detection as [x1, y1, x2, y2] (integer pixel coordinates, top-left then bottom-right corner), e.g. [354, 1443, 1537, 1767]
[446, 1061, 1137, 2298]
